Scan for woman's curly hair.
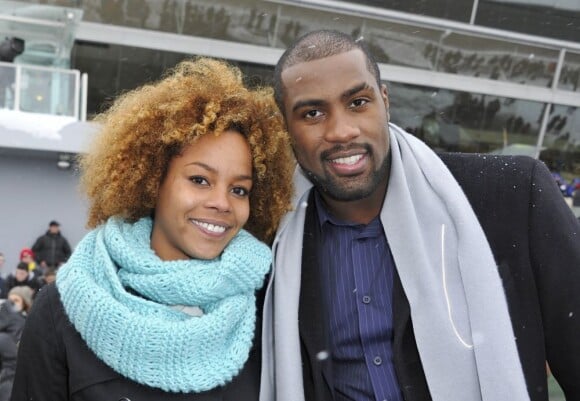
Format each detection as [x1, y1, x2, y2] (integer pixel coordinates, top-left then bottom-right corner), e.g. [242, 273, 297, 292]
[79, 57, 294, 245]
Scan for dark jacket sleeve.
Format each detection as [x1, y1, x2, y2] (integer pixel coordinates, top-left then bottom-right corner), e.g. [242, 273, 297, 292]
[31, 237, 44, 264]
[62, 238, 72, 261]
[10, 285, 69, 401]
[527, 160, 580, 399]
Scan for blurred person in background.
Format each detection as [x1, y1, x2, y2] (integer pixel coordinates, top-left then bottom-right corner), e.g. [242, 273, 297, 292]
[5, 264, 39, 295]
[6, 286, 33, 318]
[31, 221, 72, 271]
[17, 249, 38, 278]
[0, 254, 7, 299]
[0, 298, 26, 401]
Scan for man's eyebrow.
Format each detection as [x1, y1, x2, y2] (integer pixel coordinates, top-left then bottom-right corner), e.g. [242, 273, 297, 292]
[291, 99, 326, 113]
[341, 82, 371, 101]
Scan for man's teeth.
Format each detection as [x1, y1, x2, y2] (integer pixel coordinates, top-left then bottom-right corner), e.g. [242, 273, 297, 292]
[331, 154, 363, 165]
[193, 220, 226, 233]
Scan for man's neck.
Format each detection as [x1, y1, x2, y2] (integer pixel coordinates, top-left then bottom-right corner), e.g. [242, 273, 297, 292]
[317, 182, 388, 225]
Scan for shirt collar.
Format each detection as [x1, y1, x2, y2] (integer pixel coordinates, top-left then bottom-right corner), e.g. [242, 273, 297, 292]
[313, 189, 383, 238]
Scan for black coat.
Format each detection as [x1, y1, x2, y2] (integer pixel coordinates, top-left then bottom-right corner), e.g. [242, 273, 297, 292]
[299, 154, 580, 401]
[0, 302, 25, 401]
[10, 284, 262, 401]
[31, 232, 72, 268]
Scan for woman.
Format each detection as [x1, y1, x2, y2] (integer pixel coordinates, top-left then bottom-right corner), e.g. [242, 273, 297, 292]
[10, 58, 294, 401]
[6, 286, 33, 317]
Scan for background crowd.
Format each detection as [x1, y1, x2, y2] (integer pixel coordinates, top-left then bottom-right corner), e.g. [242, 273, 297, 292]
[0, 220, 70, 400]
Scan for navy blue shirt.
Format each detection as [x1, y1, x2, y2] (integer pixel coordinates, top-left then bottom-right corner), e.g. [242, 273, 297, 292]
[315, 192, 403, 401]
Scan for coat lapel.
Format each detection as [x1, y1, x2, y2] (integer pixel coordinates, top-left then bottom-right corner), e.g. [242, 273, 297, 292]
[298, 192, 334, 400]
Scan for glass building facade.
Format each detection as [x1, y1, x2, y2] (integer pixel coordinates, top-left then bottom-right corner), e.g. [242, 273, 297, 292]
[2, 0, 579, 182]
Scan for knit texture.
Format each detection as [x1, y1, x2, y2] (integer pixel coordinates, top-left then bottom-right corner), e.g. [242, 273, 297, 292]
[56, 217, 271, 393]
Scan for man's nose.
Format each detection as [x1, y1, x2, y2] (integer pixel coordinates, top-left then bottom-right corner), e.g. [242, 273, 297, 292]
[323, 112, 360, 143]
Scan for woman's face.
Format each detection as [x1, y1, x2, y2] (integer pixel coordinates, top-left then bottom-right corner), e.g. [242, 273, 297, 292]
[151, 130, 253, 261]
[8, 294, 24, 312]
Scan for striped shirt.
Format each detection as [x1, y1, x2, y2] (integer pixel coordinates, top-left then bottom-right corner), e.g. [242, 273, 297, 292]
[315, 192, 403, 401]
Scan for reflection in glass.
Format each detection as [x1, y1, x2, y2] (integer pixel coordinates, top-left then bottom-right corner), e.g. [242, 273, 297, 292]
[80, 0, 281, 46]
[540, 105, 580, 180]
[72, 41, 188, 115]
[434, 33, 560, 87]
[334, 0, 472, 22]
[388, 82, 544, 154]
[72, 41, 274, 116]
[558, 52, 580, 93]
[363, 19, 443, 68]
[476, 0, 580, 42]
[273, 4, 364, 49]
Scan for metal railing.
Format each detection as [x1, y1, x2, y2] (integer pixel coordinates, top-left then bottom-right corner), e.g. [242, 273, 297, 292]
[0, 61, 87, 120]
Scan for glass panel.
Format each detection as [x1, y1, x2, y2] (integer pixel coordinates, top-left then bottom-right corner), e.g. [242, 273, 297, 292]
[0, 1, 83, 68]
[18, 65, 77, 116]
[0, 62, 16, 109]
[72, 40, 274, 116]
[274, 3, 365, 49]
[476, 0, 580, 42]
[558, 51, 580, 93]
[435, 32, 560, 87]
[364, 19, 444, 68]
[388, 81, 544, 154]
[333, 0, 473, 22]
[540, 104, 580, 185]
[72, 41, 187, 115]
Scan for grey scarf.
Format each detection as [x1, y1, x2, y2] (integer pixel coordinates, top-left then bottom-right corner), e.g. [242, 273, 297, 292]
[260, 124, 530, 401]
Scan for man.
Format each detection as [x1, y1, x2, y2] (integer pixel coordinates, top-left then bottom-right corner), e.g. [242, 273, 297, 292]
[5, 262, 40, 294]
[260, 30, 580, 401]
[31, 220, 72, 270]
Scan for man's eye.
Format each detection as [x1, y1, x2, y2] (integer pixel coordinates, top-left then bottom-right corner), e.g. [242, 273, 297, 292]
[231, 187, 250, 197]
[304, 109, 322, 119]
[350, 98, 368, 108]
[189, 176, 208, 185]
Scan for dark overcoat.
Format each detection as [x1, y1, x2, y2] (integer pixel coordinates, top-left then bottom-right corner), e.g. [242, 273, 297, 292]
[10, 284, 262, 401]
[299, 154, 580, 401]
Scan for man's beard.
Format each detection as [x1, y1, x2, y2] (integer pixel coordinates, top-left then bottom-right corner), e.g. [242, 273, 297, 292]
[302, 149, 390, 202]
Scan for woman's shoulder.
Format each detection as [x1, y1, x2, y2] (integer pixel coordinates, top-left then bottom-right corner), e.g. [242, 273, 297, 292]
[27, 283, 67, 329]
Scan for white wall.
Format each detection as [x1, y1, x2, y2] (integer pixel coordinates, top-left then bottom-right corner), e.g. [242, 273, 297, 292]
[0, 150, 89, 275]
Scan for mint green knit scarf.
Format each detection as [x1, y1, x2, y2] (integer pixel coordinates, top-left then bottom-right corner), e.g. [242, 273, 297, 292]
[56, 216, 271, 393]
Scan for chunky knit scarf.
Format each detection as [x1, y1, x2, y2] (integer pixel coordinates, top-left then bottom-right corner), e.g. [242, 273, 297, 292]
[261, 124, 529, 401]
[57, 217, 271, 393]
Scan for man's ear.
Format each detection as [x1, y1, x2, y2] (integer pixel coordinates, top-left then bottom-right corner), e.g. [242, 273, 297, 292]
[381, 83, 390, 122]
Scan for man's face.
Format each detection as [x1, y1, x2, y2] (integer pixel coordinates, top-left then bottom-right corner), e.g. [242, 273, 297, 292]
[281, 49, 390, 202]
[15, 269, 28, 282]
[49, 225, 59, 234]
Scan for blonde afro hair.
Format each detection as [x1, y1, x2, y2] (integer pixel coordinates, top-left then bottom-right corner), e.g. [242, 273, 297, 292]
[79, 57, 294, 244]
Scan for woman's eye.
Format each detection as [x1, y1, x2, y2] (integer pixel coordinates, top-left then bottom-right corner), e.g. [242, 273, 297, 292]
[304, 109, 322, 119]
[231, 187, 249, 197]
[189, 176, 208, 185]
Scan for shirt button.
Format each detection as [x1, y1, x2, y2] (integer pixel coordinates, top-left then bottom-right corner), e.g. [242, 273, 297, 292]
[373, 356, 382, 366]
[362, 295, 371, 304]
